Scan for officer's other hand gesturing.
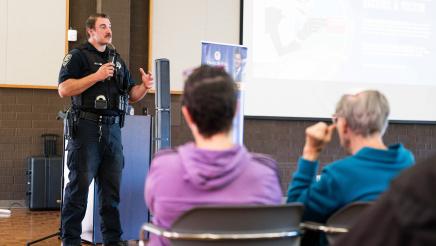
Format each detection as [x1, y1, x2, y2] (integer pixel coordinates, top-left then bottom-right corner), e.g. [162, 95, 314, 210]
[95, 62, 115, 81]
[139, 68, 154, 89]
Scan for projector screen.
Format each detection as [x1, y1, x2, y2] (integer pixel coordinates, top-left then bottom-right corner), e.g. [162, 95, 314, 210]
[243, 0, 436, 121]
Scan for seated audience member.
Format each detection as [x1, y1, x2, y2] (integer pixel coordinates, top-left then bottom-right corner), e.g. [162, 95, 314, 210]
[287, 90, 415, 223]
[335, 153, 436, 246]
[145, 65, 282, 246]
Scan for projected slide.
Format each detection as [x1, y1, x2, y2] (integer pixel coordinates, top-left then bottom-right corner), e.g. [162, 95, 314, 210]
[243, 0, 436, 121]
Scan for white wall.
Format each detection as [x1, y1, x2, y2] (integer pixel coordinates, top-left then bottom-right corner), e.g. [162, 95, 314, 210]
[0, 0, 66, 87]
[0, 0, 8, 84]
[151, 0, 240, 91]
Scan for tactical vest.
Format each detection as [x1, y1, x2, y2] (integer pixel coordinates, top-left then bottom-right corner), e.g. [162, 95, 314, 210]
[71, 45, 128, 114]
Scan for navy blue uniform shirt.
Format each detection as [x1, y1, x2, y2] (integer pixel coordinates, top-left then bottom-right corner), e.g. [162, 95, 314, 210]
[58, 42, 136, 115]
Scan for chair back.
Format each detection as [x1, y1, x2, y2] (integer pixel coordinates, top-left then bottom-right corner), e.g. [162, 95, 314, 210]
[326, 201, 372, 244]
[142, 203, 304, 246]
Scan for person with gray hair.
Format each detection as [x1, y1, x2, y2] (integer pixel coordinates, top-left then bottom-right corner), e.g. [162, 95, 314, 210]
[286, 90, 414, 224]
[335, 90, 390, 138]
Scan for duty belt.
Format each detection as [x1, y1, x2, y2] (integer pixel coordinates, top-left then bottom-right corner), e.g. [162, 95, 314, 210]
[78, 111, 120, 125]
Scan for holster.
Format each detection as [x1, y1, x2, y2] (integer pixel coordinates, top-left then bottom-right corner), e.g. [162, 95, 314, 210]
[65, 107, 79, 139]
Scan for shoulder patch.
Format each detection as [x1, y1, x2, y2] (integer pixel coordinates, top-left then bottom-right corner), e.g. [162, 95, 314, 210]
[62, 54, 72, 67]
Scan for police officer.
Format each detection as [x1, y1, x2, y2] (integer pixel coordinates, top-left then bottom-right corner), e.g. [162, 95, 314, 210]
[58, 13, 153, 246]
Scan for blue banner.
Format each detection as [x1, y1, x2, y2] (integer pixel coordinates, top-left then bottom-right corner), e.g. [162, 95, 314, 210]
[201, 41, 247, 145]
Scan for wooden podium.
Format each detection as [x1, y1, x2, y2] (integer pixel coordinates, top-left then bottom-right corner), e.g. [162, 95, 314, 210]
[63, 115, 152, 243]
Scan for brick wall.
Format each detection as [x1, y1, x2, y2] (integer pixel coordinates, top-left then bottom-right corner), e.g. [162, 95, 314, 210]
[68, 0, 96, 50]
[1, 90, 436, 200]
[0, 88, 69, 200]
[244, 119, 436, 192]
[130, 0, 150, 82]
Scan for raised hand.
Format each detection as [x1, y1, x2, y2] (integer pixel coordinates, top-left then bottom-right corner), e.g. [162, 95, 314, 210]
[302, 122, 336, 161]
[139, 68, 154, 89]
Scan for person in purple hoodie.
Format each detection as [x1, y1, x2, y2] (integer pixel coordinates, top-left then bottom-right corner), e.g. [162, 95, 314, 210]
[144, 65, 283, 246]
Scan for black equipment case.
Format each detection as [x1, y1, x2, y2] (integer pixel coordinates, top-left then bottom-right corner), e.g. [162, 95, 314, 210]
[26, 156, 62, 210]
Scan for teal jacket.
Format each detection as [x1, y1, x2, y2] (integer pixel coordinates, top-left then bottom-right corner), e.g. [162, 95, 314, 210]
[287, 144, 414, 222]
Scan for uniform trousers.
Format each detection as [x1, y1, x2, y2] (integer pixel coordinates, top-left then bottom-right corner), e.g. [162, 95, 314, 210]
[61, 117, 124, 245]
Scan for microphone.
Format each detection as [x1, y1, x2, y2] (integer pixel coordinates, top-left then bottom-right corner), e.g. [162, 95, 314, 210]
[107, 43, 116, 80]
[108, 48, 116, 64]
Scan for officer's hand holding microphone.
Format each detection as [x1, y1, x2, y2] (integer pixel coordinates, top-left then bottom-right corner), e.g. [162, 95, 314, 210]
[95, 62, 115, 81]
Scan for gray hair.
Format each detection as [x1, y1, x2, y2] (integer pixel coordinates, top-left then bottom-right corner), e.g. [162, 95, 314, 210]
[335, 90, 389, 136]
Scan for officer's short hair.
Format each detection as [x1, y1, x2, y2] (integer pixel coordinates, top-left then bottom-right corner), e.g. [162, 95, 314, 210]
[85, 13, 110, 38]
[335, 90, 390, 136]
[182, 65, 237, 138]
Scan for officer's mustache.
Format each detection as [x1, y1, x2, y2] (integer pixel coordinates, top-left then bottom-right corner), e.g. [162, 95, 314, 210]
[105, 34, 112, 38]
